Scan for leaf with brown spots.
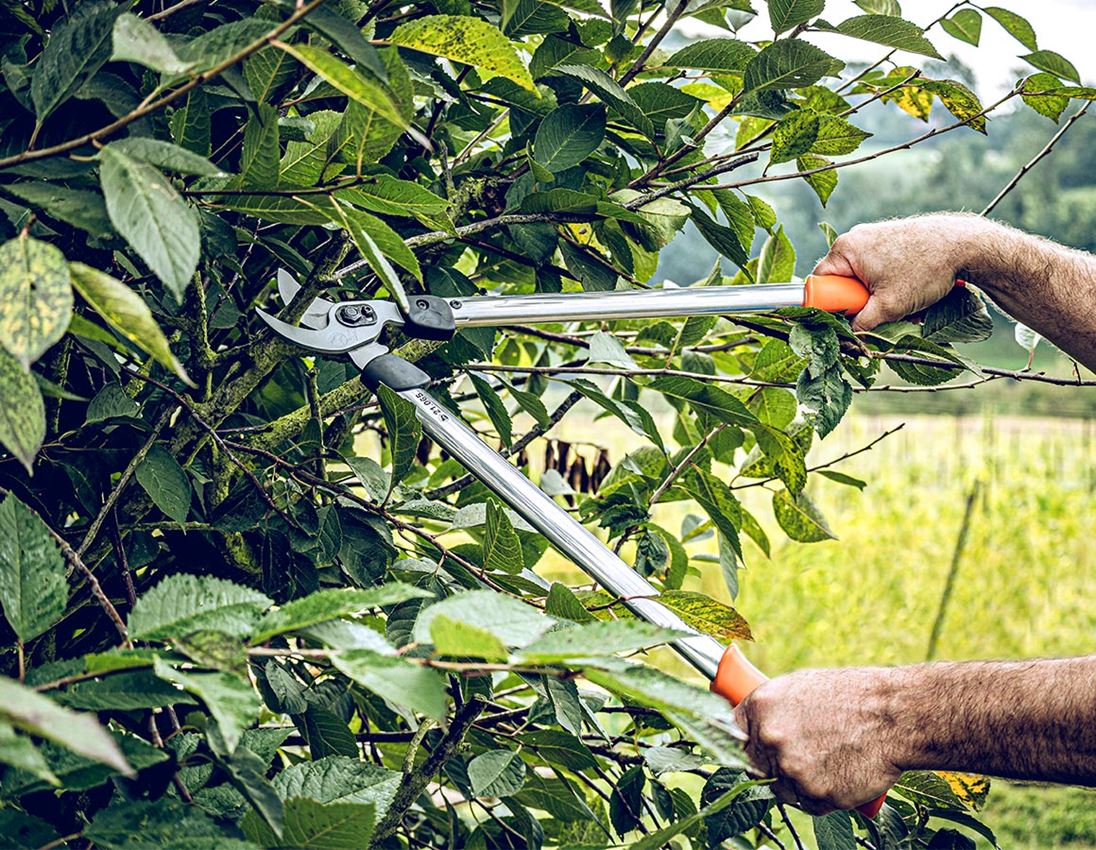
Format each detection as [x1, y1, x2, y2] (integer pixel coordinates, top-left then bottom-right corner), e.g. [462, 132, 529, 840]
[0, 235, 73, 370]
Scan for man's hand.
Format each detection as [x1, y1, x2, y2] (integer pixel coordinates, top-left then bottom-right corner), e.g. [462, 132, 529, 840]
[733, 668, 902, 815]
[813, 212, 1096, 370]
[732, 656, 1096, 813]
[812, 214, 993, 333]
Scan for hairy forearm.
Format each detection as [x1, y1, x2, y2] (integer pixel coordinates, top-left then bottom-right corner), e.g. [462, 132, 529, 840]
[886, 655, 1096, 784]
[960, 218, 1096, 371]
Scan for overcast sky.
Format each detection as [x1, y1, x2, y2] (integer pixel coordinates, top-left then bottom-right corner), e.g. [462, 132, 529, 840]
[679, 1, 1095, 97]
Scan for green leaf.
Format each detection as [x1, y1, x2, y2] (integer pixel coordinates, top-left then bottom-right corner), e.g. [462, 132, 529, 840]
[556, 64, 654, 137]
[69, 263, 191, 384]
[1021, 49, 1080, 83]
[0, 494, 67, 642]
[0, 675, 131, 776]
[770, 111, 819, 165]
[742, 39, 840, 93]
[811, 115, 872, 155]
[2, 733, 160, 796]
[111, 13, 192, 74]
[429, 614, 509, 661]
[469, 373, 514, 448]
[817, 469, 867, 490]
[85, 798, 255, 850]
[819, 15, 943, 59]
[273, 41, 408, 128]
[390, 15, 535, 90]
[797, 154, 838, 204]
[414, 590, 555, 648]
[0, 235, 73, 369]
[333, 47, 413, 169]
[581, 664, 746, 766]
[273, 757, 401, 818]
[376, 384, 422, 490]
[517, 729, 598, 771]
[339, 177, 449, 223]
[513, 771, 596, 822]
[813, 810, 855, 849]
[648, 376, 758, 426]
[153, 659, 258, 754]
[533, 104, 606, 173]
[253, 583, 431, 642]
[772, 487, 835, 542]
[0, 721, 57, 786]
[468, 750, 527, 798]
[769, 0, 824, 34]
[704, 770, 774, 842]
[888, 334, 966, 385]
[30, 0, 123, 122]
[99, 145, 199, 302]
[688, 203, 749, 269]
[289, 0, 387, 81]
[631, 778, 757, 850]
[854, 0, 900, 12]
[129, 574, 273, 641]
[984, 7, 1037, 50]
[1022, 72, 1070, 121]
[797, 365, 852, 438]
[484, 499, 524, 574]
[243, 797, 375, 850]
[136, 445, 192, 524]
[107, 138, 222, 177]
[922, 287, 994, 344]
[664, 39, 756, 72]
[757, 225, 796, 283]
[171, 88, 212, 156]
[519, 619, 685, 663]
[940, 9, 982, 46]
[332, 650, 448, 720]
[545, 582, 596, 623]
[3, 182, 112, 238]
[55, 670, 198, 711]
[790, 322, 839, 377]
[657, 590, 752, 642]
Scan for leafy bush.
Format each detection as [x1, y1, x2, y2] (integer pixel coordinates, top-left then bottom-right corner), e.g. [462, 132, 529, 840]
[0, 0, 1090, 848]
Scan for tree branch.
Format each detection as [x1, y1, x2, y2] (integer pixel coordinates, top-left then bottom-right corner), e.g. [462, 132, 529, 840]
[369, 696, 487, 845]
[0, 0, 328, 168]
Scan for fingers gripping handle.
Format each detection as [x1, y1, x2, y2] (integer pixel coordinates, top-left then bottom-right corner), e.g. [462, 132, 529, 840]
[711, 646, 887, 819]
[802, 274, 871, 315]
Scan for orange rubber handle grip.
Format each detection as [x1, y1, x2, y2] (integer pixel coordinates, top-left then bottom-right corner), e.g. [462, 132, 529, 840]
[711, 645, 887, 819]
[802, 274, 870, 315]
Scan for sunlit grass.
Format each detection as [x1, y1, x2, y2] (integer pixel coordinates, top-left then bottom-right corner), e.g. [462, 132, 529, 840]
[544, 405, 1096, 848]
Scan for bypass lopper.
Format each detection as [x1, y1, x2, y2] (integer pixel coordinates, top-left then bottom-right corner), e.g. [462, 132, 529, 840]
[258, 268, 887, 818]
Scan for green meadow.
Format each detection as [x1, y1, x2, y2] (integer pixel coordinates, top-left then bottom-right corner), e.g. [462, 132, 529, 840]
[541, 405, 1096, 848]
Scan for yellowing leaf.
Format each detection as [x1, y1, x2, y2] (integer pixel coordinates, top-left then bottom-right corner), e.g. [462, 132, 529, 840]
[273, 41, 408, 130]
[0, 235, 73, 369]
[0, 347, 45, 473]
[940, 771, 991, 810]
[390, 15, 535, 91]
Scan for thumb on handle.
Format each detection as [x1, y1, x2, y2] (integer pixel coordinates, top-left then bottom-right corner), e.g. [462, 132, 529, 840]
[710, 645, 887, 819]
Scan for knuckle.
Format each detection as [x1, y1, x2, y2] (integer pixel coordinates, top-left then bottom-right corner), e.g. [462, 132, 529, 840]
[756, 724, 788, 749]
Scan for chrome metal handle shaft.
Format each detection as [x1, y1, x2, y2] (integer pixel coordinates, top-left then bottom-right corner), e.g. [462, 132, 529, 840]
[399, 386, 726, 679]
[446, 283, 804, 327]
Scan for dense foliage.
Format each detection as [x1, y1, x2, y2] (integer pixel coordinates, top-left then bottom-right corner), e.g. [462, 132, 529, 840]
[0, 0, 1091, 848]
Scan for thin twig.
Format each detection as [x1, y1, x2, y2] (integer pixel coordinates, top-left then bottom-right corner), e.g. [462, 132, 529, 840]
[0, 0, 328, 169]
[982, 101, 1092, 216]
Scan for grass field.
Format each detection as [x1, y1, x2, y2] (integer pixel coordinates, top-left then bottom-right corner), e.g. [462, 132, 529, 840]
[541, 404, 1096, 848]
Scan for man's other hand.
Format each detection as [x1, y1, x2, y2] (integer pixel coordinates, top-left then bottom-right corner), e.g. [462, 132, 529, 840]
[813, 213, 993, 333]
[733, 668, 903, 814]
